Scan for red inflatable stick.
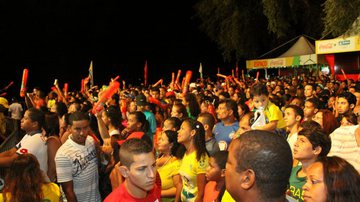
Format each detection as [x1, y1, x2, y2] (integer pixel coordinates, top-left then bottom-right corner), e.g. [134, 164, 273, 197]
[92, 81, 120, 114]
[81, 79, 85, 93]
[148, 97, 167, 110]
[182, 70, 192, 95]
[63, 83, 68, 96]
[20, 68, 28, 97]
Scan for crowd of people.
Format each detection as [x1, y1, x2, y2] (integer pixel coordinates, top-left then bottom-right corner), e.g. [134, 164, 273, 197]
[0, 71, 359, 202]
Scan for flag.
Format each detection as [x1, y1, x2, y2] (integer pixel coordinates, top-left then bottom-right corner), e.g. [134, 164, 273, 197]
[144, 60, 148, 86]
[88, 61, 94, 87]
[199, 62, 203, 79]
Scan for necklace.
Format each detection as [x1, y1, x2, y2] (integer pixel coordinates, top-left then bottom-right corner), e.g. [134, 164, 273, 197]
[157, 155, 172, 169]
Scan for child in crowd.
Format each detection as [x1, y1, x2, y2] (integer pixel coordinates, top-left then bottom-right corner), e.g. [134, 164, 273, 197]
[197, 112, 220, 156]
[204, 151, 228, 202]
[250, 83, 286, 133]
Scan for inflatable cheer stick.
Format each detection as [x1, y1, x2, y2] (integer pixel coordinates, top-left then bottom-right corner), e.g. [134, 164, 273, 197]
[216, 73, 227, 79]
[20, 69, 28, 97]
[92, 81, 120, 114]
[340, 68, 347, 80]
[182, 70, 193, 95]
[148, 97, 167, 110]
[63, 83, 68, 97]
[175, 70, 182, 85]
[171, 72, 175, 88]
[152, 79, 163, 87]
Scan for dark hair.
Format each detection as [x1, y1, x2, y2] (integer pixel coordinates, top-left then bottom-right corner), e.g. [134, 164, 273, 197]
[69, 111, 90, 126]
[218, 99, 239, 120]
[306, 97, 320, 109]
[119, 138, 153, 168]
[342, 112, 358, 125]
[163, 130, 181, 158]
[172, 103, 188, 120]
[198, 112, 215, 130]
[211, 151, 228, 169]
[233, 130, 292, 199]
[237, 101, 250, 119]
[27, 108, 45, 130]
[298, 128, 331, 157]
[179, 118, 208, 161]
[44, 112, 59, 137]
[184, 93, 201, 118]
[337, 92, 356, 106]
[105, 106, 122, 129]
[128, 111, 149, 133]
[55, 102, 68, 118]
[3, 154, 46, 202]
[219, 92, 230, 99]
[165, 117, 182, 131]
[305, 83, 316, 91]
[290, 96, 304, 107]
[285, 104, 304, 121]
[300, 120, 321, 132]
[250, 83, 269, 98]
[318, 156, 360, 202]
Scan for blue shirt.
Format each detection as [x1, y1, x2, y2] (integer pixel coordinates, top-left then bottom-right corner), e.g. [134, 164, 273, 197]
[213, 121, 239, 151]
[143, 110, 157, 141]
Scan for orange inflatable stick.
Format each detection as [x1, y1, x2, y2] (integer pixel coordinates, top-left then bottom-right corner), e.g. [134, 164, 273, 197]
[148, 97, 167, 109]
[175, 70, 181, 84]
[20, 69, 28, 97]
[92, 81, 120, 114]
[171, 72, 175, 88]
[182, 70, 193, 95]
[152, 79, 163, 87]
[63, 83, 68, 96]
[216, 73, 227, 79]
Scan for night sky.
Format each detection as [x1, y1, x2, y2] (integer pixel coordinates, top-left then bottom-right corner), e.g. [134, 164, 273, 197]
[0, 1, 229, 97]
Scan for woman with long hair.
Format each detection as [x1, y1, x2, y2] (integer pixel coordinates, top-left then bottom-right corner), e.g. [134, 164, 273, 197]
[109, 111, 152, 189]
[177, 118, 209, 202]
[303, 156, 360, 202]
[182, 93, 200, 119]
[312, 109, 339, 135]
[44, 112, 62, 182]
[1, 154, 60, 202]
[157, 130, 182, 202]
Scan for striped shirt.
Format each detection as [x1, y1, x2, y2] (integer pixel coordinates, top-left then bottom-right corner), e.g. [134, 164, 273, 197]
[328, 125, 360, 172]
[55, 135, 101, 202]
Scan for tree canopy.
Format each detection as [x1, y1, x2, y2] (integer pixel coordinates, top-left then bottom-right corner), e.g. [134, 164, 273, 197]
[194, 0, 360, 62]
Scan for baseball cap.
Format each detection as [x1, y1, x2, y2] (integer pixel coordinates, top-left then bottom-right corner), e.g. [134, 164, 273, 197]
[136, 94, 147, 106]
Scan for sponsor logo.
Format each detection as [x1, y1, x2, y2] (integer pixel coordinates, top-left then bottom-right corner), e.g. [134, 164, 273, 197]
[338, 40, 350, 46]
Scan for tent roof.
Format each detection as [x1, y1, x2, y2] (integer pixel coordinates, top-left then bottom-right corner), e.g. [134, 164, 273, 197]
[278, 36, 315, 57]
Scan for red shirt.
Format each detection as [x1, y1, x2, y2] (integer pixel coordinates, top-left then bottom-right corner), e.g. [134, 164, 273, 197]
[204, 181, 221, 202]
[104, 182, 161, 202]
